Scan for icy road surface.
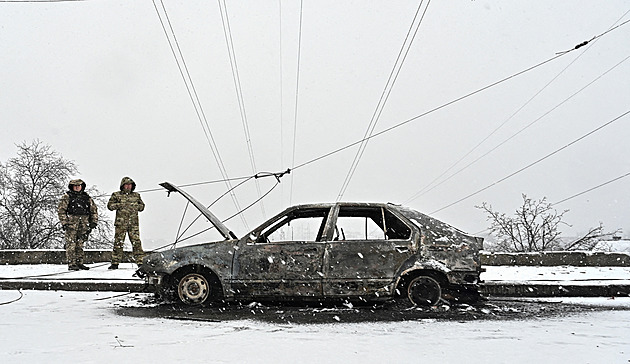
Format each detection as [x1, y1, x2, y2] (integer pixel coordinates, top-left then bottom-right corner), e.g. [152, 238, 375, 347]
[0, 290, 629, 363]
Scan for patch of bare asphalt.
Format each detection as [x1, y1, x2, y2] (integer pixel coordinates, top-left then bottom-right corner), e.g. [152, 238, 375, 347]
[114, 296, 629, 324]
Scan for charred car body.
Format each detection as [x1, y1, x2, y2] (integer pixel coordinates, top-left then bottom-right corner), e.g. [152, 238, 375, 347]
[137, 182, 484, 306]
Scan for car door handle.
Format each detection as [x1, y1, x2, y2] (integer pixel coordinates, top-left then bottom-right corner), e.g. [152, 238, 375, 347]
[395, 246, 409, 253]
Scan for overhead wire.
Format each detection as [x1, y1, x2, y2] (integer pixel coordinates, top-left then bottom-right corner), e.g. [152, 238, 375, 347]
[278, 0, 285, 207]
[288, 0, 303, 206]
[473, 170, 630, 236]
[405, 52, 630, 204]
[429, 109, 630, 215]
[166, 172, 286, 247]
[404, 9, 630, 204]
[152, 0, 249, 229]
[552, 172, 630, 206]
[290, 16, 629, 174]
[217, 0, 266, 221]
[291, 52, 567, 172]
[336, 0, 431, 201]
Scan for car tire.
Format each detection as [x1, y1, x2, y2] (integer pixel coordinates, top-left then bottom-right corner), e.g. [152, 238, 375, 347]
[176, 271, 213, 305]
[407, 275, 442, 306]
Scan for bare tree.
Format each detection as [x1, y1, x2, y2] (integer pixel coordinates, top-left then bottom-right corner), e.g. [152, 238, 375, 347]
[0, 140, 112, 249]
[563, 223, 620, 251]
[86, 188, 114, 249]
[476, 194, 568, 252]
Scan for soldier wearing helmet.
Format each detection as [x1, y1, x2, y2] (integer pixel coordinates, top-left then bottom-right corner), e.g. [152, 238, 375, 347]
[57, 179, 98, 271]
[107, 176, 145, 269]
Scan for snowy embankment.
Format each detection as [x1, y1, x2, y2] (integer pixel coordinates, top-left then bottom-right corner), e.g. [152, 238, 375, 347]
[482, 265, 630, 285]
[0, 263, 629, 285]
[1, 264, 629, 363]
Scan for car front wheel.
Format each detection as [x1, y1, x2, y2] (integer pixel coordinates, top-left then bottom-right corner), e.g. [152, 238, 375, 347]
[407, 275, 442, 306]
[177, 272, 211, 305]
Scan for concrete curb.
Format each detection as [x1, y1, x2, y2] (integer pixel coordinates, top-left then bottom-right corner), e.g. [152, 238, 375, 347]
[481, 282, 630, 297]
[0, 279, 151, 293]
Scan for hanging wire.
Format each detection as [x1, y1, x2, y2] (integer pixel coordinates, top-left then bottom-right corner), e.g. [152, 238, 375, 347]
[429, 109, 630, 215]
[173, 176, 255, 244]
[0, 288, 23, 306]
[218, 0, 266, 220]
[405, 52, 630, 204]
[278, 0, 285, 208]
[337, 0, 431, 201]
[152, 0, 249, 229]
[155, 170, 289, 250]
[552, 172, 630, 206]
[288, 0, 304, 206]
[291, 16, 630, 174]
[404, 8, 630, 204]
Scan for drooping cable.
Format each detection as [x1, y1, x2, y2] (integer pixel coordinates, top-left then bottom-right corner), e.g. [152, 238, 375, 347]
[336, 0, 431, 201]
[288, 0, 303, 205]
[429, 109, 630, 215]
[405, 9, 630, 204]
[152, 0, 249, 229]
[405, 52, 630, 204]
[218, 0, 266, 221]
[291, 52, 567, 172]
[279, 0, 285, 207]
[290, 15, 629, 174]
[552, 172, 630, 206]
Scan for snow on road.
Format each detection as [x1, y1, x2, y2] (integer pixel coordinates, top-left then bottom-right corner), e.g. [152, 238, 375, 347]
[1, 264, 629, 363]
[0, 290, 629, 363]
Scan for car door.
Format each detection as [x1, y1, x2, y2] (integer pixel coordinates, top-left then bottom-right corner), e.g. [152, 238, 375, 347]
[231, 206, 331, 299]
[323, 205, 413, 297]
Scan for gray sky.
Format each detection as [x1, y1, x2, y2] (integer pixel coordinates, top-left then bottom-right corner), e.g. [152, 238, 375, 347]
[1, 0, 629, 248]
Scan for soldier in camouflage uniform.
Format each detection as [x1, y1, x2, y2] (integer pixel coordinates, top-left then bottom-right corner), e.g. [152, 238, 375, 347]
[58, 179, 98, 271]
[107, 176, 145, 269]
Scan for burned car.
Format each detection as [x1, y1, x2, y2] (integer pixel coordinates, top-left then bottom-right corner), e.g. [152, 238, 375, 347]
[137, 182, 484, 306]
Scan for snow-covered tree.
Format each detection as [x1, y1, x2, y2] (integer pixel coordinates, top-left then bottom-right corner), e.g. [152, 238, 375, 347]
[477, 194, 615, 252]
[0, 140, 112, 249]
[477, 194, 568, 252]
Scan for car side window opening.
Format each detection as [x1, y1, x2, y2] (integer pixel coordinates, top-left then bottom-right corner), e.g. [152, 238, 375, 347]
[260, 208, 330, 243]
[335, 207, 411, 241]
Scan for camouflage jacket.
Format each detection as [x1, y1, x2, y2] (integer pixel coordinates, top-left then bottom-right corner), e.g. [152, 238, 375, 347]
[58, 191, 98, 226]
[108, 177, 145, 226]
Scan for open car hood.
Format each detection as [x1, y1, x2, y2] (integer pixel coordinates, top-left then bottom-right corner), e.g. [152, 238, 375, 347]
[160, 182, 238, 240]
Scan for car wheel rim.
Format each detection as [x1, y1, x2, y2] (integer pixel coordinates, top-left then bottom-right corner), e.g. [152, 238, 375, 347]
[178, 273, 210, 304]
[407, 276, 441, 306]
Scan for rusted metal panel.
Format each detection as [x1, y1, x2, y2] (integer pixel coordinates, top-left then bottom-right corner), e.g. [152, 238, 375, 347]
[232, 241, 325, 297]
[323, 240, 412, 296]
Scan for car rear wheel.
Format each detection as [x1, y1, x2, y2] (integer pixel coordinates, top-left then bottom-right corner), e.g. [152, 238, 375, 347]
[177, 272, 212, 305]
[407, 275, 442, 306]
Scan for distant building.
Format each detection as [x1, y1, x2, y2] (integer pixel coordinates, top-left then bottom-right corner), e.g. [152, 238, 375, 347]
[593, 239, 630, 252]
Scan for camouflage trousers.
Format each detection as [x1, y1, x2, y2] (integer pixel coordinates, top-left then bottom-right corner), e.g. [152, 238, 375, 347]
[64, 215, 91, 266]
[111, 223, 144, 265]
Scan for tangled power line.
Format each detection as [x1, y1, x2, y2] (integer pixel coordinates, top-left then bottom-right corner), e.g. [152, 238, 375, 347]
[6, 1, 628, 218]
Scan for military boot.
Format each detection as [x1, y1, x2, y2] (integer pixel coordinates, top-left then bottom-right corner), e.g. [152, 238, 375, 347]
[108, 264, 119, 270]
[77, 263, 90, 270]
[68, 265, 79, 271]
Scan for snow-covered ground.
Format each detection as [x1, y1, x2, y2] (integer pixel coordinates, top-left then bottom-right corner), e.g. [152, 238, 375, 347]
[0, 290, 628, 363]
[0, 264, 629, 363]
[483, 265, 630, 285]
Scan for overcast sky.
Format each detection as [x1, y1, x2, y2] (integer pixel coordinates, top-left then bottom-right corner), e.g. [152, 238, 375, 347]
[1, 0, 629, 248]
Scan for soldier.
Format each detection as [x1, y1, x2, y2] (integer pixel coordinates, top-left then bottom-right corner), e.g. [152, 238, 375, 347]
[58, 179, 98, 271]
[107, 176, 145, 269]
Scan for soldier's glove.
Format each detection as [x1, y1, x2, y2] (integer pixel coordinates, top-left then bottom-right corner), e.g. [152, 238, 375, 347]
[89, 222, 97, 230]
[62, 223, 70, 231]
